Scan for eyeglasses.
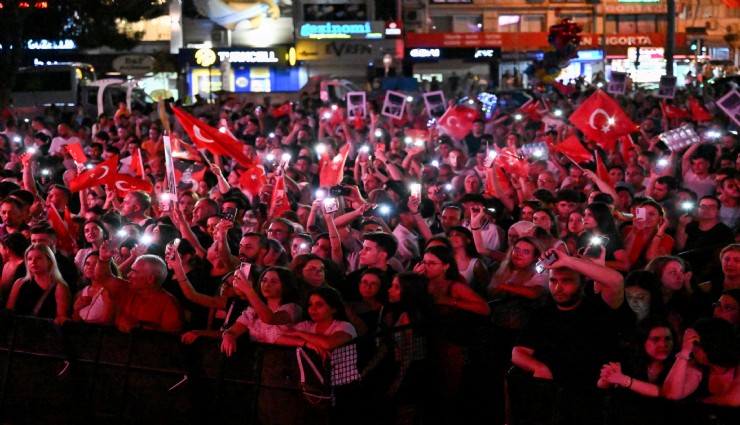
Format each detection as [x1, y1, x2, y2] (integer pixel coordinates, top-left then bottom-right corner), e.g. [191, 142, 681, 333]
[712, 302, 738, 312]
[513, 247, 532, 255]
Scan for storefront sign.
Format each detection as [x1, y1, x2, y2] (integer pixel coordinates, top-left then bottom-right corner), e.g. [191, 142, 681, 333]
[295, 39, 398, 63]
[112, 55, 156, 76]
[406, 32, 687, 54]
[599, 2, 668, 13]
[297, 21, 384, 39]
[27, 39, 76, 50]
[409, 48, 441, 58]
[180, 48, 292, 67]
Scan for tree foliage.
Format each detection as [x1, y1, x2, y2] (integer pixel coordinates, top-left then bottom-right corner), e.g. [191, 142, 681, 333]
[0, 0, 167, 107]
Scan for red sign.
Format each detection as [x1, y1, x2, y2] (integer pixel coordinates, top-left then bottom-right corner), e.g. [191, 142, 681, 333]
[405, 32, 687, 51]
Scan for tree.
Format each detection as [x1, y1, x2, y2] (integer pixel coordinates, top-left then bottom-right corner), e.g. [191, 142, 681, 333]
[0, 0, 167, 107]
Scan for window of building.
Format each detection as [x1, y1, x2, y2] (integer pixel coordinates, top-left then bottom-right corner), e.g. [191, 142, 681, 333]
[452, 15, 483, 33]
[498, 15, 544, 32]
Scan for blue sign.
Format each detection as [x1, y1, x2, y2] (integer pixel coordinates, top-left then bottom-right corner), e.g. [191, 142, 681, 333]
[576, 50, 604, 61]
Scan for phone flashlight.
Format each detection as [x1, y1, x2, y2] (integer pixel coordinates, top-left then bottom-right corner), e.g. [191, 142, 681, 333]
[323, 112, 332, 120]
[269, 132, 275, 138]
[406, 96, 414, 102]
[265, 153, 275, 162]
[590, 235, 605, 246]
[41, 169, 50, 176]
[359, 145, 370, 154]
[553, 109, 563, 117]
[117, 229, 128, 238]
[681, 201, 694, 211]
[374, 129, 383, 138]
[533, 149, 544, 158]
[315, 144, 327, 154]
[331, 104, 338, 111]
[404, 137, 413, 145]
[514, 113, 523, 121]
[140, 234, 153, 246]
[379, 205, 391, 215]
[315, 189, 326, 201]
[445, 183, 453, 191]
[281, 153, 292, 163]
[431, 160, 440, 167]
[26, 147, 36, 155]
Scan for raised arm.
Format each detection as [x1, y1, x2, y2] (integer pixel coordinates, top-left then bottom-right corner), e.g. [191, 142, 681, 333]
[543, 248, 624, 309]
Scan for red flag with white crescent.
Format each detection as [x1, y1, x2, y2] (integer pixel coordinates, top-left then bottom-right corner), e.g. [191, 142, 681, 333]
[112, 173, 154, 198]
[68, 155, 119, 193]
[438, 105, 478, 140]
[688, 97, 713, 122]
[270, 175, 291, 217]
[319, 143, 350, 187]
[64, 142, 88, 164]
[660, 101, 690, 120]
[551, 136, 592, 164]
[171, 105, 254, 168]
[239, 166, 267, 197]
[568, 90, 637, 150]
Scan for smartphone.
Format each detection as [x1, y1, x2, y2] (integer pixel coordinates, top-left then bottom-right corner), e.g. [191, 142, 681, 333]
[315, 189, 327, 201]
[167, 238, 181, 260]
[589, 235, 610, 246]
[223, 207, 237, 222]
[323, 197, 339, 214]
[329, 185, 351, 197]
[535, 251, 558, 274]
[635, 207, 646, 220]
[410, 183, 421, 199]
[681, 201, 695, 212]
[235, 262, 252, 293]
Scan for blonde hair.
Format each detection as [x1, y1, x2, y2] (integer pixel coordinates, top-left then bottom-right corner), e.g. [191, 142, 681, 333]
[24, 243, 67, 286]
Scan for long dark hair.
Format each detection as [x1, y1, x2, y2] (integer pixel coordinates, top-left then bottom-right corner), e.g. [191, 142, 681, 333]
[631, 317, 677, 383]
[308, 286, 349, 322]
[391, 271, 431, 325]
[585, 202, 623, 243]
[424, 245, 462, 282]
[258, 266, 298, 305]
[446, 226, 479, 259]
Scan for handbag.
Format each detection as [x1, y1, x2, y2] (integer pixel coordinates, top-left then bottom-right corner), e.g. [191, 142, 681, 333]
[296, 347, 333, 406]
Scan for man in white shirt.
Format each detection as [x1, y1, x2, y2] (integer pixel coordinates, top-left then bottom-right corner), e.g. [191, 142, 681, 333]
[49, 123, 81, 156]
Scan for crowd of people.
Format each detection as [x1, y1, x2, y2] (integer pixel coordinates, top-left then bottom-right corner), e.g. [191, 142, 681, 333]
[1, 73, 739, 423]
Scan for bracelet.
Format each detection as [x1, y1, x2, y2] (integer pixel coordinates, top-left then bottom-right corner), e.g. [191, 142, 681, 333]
[675, 352, 691, 361]
[624, 376, 633, 389]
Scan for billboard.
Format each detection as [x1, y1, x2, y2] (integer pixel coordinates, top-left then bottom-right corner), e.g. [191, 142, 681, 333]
[192, 0, 294, 46]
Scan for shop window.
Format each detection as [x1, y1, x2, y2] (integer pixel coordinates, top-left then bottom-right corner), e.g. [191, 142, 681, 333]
[605, 16, 618, 34]
[636, 15, 657, 33]
[498, 15, 520, 33]
[430, 16, 452, 32]
[521, 15, 544, 32]
[452, 15, 483, 33]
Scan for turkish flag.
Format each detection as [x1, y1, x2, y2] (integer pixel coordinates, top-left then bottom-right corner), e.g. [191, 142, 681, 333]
[270, 175, 291, 217]
[319, 106, 345, 126]
[129, 148, 145, 178]
[405, 129, 429, 143]
[619, 135, 636, 165]
[569, 90, 637, 148]
[240, 166, 267, 196]
[660, 101, 690, 120]
[112, 173, 154, 197]
[319, 143, 350, 187]
[171, 133, 202, 162]
[551, 136, 592, 163]
[438, 105, 478, 140]
[554, 81, 576, 96]
[272, 102, 292, 118]
[64, 142, 88, 164]
[48, 206, 76, 254]
[595, 152, 610, 183]
[688, 97, 713, 122]
[171, 106, 254, 168]
[68, 154, 119, 193]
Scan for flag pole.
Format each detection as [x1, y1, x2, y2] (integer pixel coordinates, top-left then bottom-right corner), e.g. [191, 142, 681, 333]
[159, 100, 178, 204]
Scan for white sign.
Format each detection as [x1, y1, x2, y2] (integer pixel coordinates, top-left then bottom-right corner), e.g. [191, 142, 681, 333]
[656, 75, 677, 99]
[346, 91, 366, 120]
[607, 71, 627, 95]
[423, 91, 446, 118]
[381, 90, 407, 120]
[409, 48, 440, 58]
[660, 125, 701, 152]
[717, 89, 740, 128]
[112, 55, 156, 76]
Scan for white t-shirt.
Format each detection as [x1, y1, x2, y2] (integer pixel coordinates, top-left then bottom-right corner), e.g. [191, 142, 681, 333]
[49, 135, 81, 155]
[293, 319, 357, 339]
[682, 170, 715, 198]
[236, 302, 302, 343]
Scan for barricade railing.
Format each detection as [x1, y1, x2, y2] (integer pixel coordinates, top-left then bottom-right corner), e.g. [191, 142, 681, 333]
[0, 313, 736, 425]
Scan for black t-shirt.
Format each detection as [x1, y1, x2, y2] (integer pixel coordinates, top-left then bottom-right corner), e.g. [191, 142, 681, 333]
[516, 296, 621, 388]
[684, 221, 734, 252]
[464, 133, 485, 156]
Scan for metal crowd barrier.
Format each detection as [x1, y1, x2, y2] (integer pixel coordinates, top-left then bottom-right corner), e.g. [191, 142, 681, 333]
[0, 313, 735, 425]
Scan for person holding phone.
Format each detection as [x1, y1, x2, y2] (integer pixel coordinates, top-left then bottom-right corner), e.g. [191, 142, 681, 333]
[580, 202, 630, 272]
[622, 200, 674, 270]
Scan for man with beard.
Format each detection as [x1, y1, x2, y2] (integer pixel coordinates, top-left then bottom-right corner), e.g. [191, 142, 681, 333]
[512, 249, 625, 398]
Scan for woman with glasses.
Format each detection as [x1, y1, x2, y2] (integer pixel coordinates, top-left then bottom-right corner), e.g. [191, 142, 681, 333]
[487, 236, 548, 332]
[291, 253, 332, 310]
[713, 289, 740, 329]
[221, 266, 301, 356]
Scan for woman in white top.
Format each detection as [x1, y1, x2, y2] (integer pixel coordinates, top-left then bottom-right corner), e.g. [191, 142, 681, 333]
[447, 226, 489, 296]
[72, 251, 115, 325]
[276, 287, 356, 359]
[221, 267, 302, 356]
[74, 220, 108, 273]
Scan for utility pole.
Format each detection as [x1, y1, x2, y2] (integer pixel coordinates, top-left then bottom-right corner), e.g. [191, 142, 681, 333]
[666, 0, 676, 76]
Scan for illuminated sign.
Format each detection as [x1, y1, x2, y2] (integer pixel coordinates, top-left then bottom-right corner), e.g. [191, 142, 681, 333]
[27, 39, 76, 50]
[576, 50, 604, 61]
[409, 48, 440, 58]
[217, 50, 278, 63]
[298, 21, 384, 40]
[474, 49, 496, 59]
[195, 48, 217, 67]
[181, 48, 293, 67]
[385, 22, 402, 37]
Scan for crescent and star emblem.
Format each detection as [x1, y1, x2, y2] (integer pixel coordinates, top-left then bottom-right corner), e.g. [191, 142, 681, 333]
[115, 180, 132, 191]
[95, 166, 110, 180]
[193, 126, 215, 144]
[588, 109, 612, 133]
